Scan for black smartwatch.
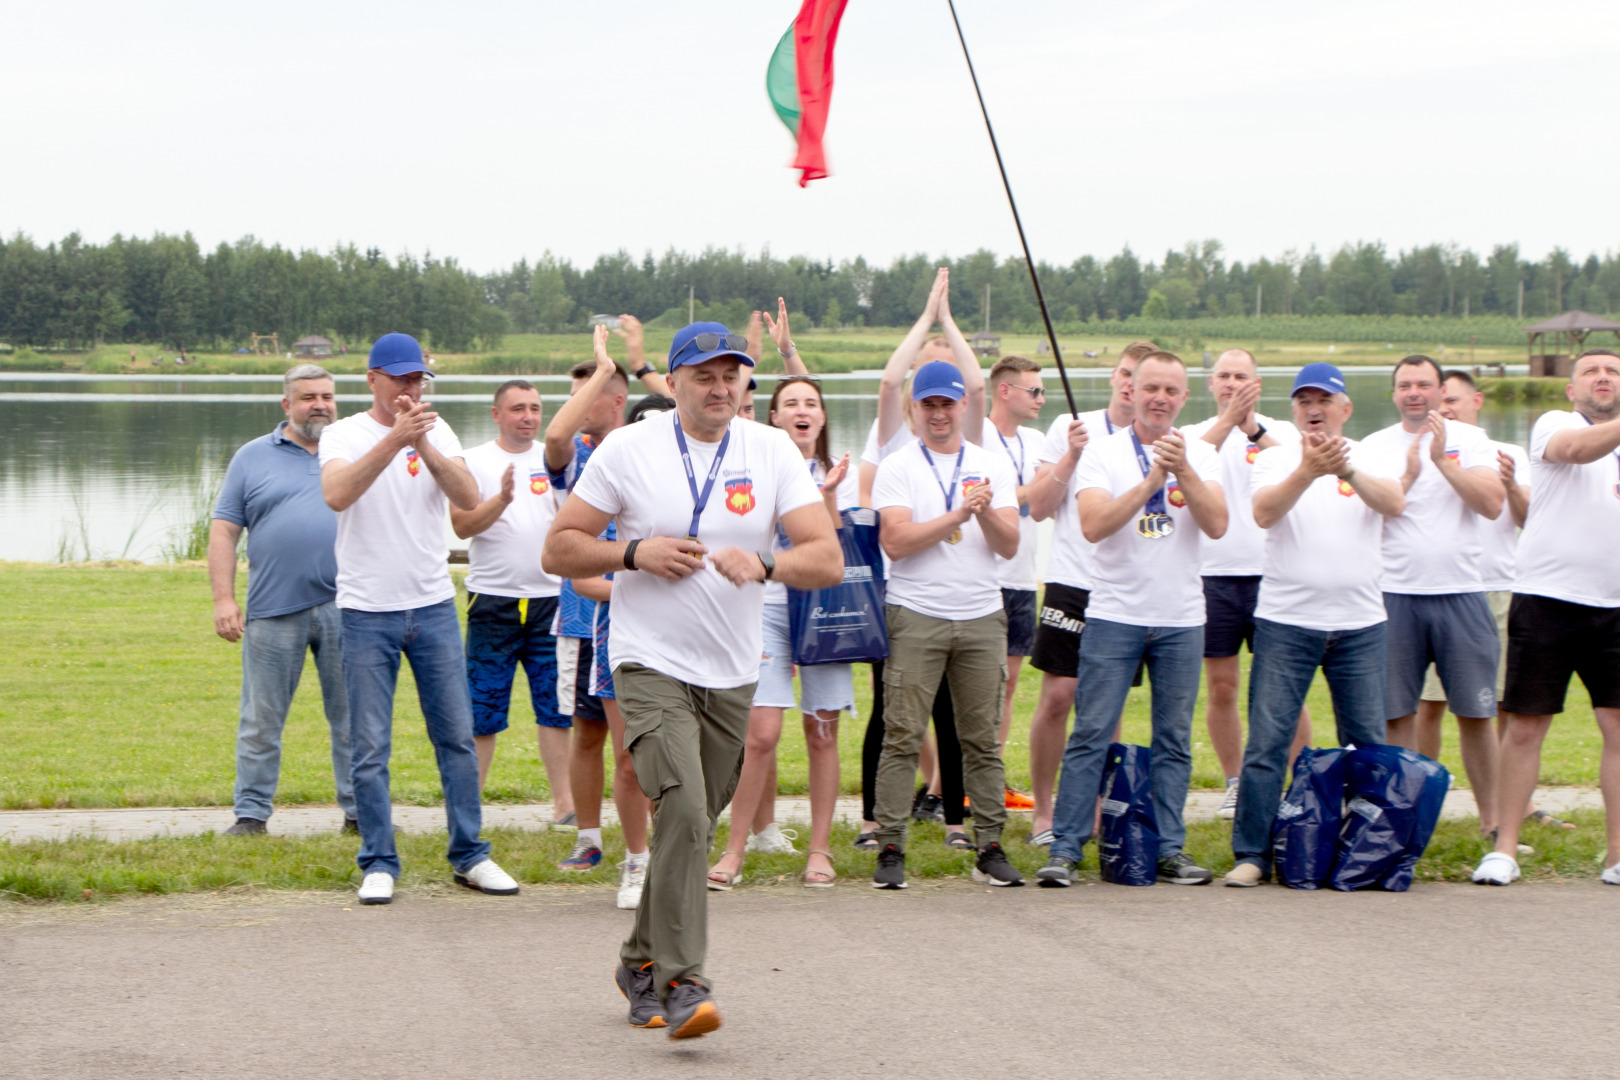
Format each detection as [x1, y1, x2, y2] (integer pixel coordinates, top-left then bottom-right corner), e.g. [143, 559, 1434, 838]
[633, 365, 656, 379]
[1244, 422, 1267, 442]
[757, 551, 776, 580]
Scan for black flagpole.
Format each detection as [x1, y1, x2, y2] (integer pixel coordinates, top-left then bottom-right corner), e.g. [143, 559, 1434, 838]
[946, 0, 1077, 416]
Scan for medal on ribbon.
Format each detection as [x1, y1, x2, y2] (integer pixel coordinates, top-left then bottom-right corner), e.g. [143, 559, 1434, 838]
[920, 440, 966, 548]
[1129, 428, 1173, 540]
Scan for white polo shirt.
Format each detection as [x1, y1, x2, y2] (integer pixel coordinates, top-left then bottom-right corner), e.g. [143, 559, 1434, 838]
[872, 438, 1019, 621]
[1514, 410, 1620, 608]
[1181, 412, 1300, 577]
[1073, 425, 1222, 628]
[461, 440, 562, 599]
[988, 424, 1044, 592]
[570, 411, 823, 688]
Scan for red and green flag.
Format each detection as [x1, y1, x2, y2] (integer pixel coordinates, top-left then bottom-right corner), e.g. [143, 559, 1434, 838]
[766, 0, 850, 187]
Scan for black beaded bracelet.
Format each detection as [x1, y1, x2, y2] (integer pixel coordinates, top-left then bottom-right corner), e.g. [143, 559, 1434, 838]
[623, 539, 642, 571]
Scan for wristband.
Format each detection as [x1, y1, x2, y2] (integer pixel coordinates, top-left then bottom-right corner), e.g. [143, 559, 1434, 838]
[777, 342, 797, 358]
[1337, 467, 1356, 483]
[757, 551, 776, 580]
[623, 539, 642, 571]
[633, 365, 656, 379]
[1245, 422, 1267, 442]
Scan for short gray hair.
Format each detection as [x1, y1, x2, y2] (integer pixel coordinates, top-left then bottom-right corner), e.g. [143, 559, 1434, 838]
[284, 363, 333, 395]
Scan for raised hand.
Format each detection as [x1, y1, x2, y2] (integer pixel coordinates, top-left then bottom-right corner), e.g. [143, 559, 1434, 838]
[745, 310, 764, 362]
[1220, 379, 1263, 430]
[934, 267, 954, 326]
[1402, 431, 1423, 491]
[822, 452, 851, 493]
[498, 463, 515, 503]
[612, 313, 646, 366]
[391, 395, 437, 447]
[592, 324, 616, 376]
[1300, 432, 1349, 478]
[1497, 449, 1517, 491]
[1151, 431, 1192, 478]
[1426, 411, 1450, 465]
[763, 296, 793, 356]
[631, 536, 708, 581]
[923, 267, 948, 325]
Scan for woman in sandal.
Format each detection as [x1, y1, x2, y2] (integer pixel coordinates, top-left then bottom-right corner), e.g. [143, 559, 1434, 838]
[709, 307, 855, 890]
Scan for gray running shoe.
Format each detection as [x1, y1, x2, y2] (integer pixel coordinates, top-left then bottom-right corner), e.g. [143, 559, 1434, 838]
[664, 980, 722, 1040]
[1217, 778, 1239, 820]
[1157, 852, 1213, 885]
[551, 810, 578, 832]
[1037, 854, 1079, 888]
[614, 962, 666, 1029]
[224, 817, 267, 836]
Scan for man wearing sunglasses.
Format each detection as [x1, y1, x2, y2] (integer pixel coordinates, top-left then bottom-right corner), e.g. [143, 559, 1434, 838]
[319, 332, 521, 906]
[544, 321, 842, 1039]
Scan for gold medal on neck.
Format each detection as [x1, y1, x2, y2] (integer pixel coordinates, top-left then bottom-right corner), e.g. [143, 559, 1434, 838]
[1136, 513, 1174, 539]
[946, 528, 963, 545]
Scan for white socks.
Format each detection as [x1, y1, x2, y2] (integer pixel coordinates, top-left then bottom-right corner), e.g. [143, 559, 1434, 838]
[579, 827, 603, 849]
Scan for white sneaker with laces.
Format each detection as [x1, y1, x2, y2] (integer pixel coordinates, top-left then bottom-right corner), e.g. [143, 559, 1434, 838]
[357, 872, 395, 905]
[1602, 862, 1620, 886]
[1216, 778, 1239, 820]
[1471, 851, 1521, 886]
[618, 857, 647, 909]
[746, 825, 799, 855]
[456, 858, 520, 895]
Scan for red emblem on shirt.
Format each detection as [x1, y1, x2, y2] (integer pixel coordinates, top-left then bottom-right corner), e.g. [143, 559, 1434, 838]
[961, 476, 986, 498]
[405, 448, 421, 477]
[725, 477, 755, 515]
[1338, 479, 1355, 497]
[1245, 443, 1259, 464]
[529, 470, 549, 495]
[1445, 449, 1460, 462]
[1167, 482, 1186, 508]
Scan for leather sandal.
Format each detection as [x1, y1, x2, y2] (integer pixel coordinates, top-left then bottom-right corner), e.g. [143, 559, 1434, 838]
[802, 850, 837, 888]
[707, 853, 743, 892]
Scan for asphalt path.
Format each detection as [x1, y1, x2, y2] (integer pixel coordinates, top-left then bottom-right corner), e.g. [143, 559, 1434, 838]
[2, 879, 1615, 1079]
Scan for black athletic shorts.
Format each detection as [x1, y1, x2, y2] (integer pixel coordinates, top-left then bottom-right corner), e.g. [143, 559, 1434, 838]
[1202, 575, 1261, 659]
[1502, 593, 1620, 716]
[1002, 588, 1037, 657]
[1030, 583, 1090, 678]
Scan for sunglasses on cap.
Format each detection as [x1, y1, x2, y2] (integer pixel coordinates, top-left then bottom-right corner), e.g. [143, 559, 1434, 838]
[685, 332, 750, 353]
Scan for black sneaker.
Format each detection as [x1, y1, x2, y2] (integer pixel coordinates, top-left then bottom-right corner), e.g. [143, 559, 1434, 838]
[341, 817, 360, 835]
[971, 842, 1025, 887]
[614, 962, 666, 1029]
[224, 817, 267, 836]
[912, 793, 945, 823]
[872, 844, 907, 890]
[1157, 852, 1213, 886]
[663, 979, 722, 1040]
[1036, 854, 1080, 888]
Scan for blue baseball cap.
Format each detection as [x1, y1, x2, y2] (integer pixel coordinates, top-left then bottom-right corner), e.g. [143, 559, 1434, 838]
[369, 332, 429, 377]
[667, 322, 756, 372]
[912, 360, 965, 402]
[1292, 362, 1346, 396]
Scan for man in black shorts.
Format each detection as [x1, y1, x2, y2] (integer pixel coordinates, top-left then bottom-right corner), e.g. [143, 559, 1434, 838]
[1474, 349, 1620, 886]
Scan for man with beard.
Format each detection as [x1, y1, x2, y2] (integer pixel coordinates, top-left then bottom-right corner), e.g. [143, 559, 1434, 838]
[209, 364, 356, 836]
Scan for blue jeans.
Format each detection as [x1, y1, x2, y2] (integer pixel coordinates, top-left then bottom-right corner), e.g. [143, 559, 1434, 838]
[1050, 619, 1203, 862]
[1231, 618, 1388, 873]
[235, 602, 355, 822]
[341, 600, 489, 878]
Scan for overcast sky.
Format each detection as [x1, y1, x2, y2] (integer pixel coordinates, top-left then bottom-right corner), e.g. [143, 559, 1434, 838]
[8, 0, 1617, 273]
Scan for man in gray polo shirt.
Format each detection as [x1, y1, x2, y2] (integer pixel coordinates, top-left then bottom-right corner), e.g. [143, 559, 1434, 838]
[210, 363, 356, 835]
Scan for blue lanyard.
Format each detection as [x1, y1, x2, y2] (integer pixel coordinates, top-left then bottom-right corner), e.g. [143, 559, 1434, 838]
[1129, 428, 1166, 515]
[996, 428, 1025, 486]
[673, 413, 730, 540]
[1104, 412, 1115, 434]
[919, 440, 965, 511]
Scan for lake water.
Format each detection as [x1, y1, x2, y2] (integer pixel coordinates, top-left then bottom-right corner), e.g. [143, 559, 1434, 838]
[0, 368, 1545, 564]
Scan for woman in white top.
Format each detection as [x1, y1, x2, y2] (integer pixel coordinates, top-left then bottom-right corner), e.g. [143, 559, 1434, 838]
[706, 369, 855, 889]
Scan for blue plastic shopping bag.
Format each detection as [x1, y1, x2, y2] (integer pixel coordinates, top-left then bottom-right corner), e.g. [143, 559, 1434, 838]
[1272, 747, 1347, 890]
[788, 508, 888, 666]
[1098, 743, 1159, 886]
[1330, 745, 1451, 892]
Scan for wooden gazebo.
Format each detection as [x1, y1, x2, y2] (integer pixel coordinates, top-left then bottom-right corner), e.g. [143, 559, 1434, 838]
[292, 335, 335, 359]
[1524, 311, 1620, 377]
[969, 331, 1001, 359]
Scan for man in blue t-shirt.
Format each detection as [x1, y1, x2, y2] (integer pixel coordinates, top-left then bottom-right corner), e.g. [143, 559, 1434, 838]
[209, 364, 356, 835]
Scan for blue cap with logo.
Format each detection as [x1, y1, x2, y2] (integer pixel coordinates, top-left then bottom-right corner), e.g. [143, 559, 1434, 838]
[911, 360, 966, 402]
[369, 332, 429, 377]
[667, 322, 756, 372]
[1292, 362, 1346, 396]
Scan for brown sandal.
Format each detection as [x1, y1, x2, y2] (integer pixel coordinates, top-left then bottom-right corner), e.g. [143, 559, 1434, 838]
[707, 852, 743, 892]
[802, 849, 837, 888]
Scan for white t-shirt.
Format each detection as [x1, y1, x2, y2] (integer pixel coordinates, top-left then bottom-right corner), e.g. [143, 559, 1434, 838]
[1072, 426, 1222, 628]
[764, 454, 859, 606]
[872, 439, 1019, 621]
[861, 417, 913, 466]
[1514, 410, 1620, 608]
[1251, 440, 1400, 632]
[1182, 413, 1300, 578]
[570, 412, 823, 688]
[461, 440, 562, 599]
[318, 411, 463, 612]
[1035, 408, 1120, 590]
[1480, 440, 1528, 592]
[1360, 418, 1497, 595]
[988, 424, 1044, 591]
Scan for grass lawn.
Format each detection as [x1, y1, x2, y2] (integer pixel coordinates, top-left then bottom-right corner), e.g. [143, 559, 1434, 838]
[0, 564, 1605, 811]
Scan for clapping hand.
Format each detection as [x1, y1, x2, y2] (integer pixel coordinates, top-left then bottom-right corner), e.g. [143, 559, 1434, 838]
[1426, 411, 1450, 465]
[1300, 431, 1350, 478]
[822, 452, 850, 493]
[1219, 379, 1263, 431]
[1151, 431, 1192, 478]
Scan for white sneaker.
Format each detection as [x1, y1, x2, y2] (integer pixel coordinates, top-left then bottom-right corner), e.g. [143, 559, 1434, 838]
[1217, 778, 1239, 820]
[617, 858, 647, 910]
[357, 872, 395, 905]
[746, 825, 799, 855]
[1602, 862, 1620, 886]
[455, 858, 520, 895]
[1471, 851, 1521, 886]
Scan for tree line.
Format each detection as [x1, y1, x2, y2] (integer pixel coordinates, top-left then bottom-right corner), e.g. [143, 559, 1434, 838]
[2, 231, 1617, 351]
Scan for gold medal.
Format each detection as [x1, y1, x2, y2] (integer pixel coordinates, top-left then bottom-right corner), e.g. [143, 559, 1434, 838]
[1136, 513, 1174, 539]
[946, 528, 963, 545]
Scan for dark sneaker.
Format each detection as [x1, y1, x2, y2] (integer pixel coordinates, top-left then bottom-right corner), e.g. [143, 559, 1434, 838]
[614, 962, 666, 1029]
[1037, 854, 1080, 888]
[872, 844, 907, 890]
[971, 842, 1025, 887]
[913, 793, 945, 823]
[341, 817, 360, 835]
[558, 840, 603, 871]
[1157, 852, 1213, 886]
[224, 817, 267, 836]
[853, 831, 879, 850]
[664, 979, 722, 1040]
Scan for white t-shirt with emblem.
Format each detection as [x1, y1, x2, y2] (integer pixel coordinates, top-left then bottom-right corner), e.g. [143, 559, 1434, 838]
[1035, 408, 1119, 590]
[861, 417, 913, 467]
[1513, 410, 1620, 608]
[872, 439, 1019, 621]
[570, 411, 824, 689]
[1360, 418, 1497, 595]
[1480, 439, 1529, 592]
[461, 440, 562, 599]
[1072, 425, 1222, 628]
[1182, 412, 1301, 577]
[318, 411, 463, 612]
[1251, 440, 1401, 632]
[988, 424, 1044, 591]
